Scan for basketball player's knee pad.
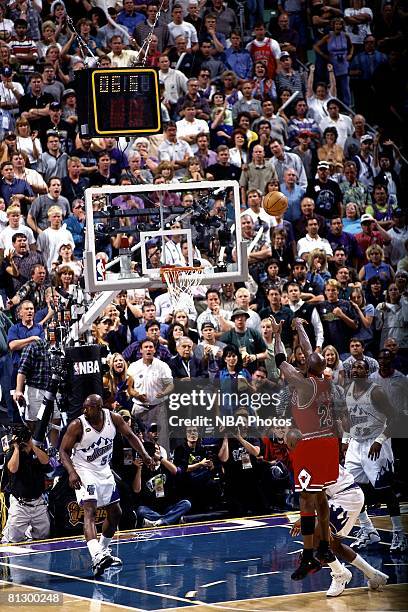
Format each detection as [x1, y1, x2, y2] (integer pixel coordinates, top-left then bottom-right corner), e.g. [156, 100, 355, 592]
[300, 513, 315, 535]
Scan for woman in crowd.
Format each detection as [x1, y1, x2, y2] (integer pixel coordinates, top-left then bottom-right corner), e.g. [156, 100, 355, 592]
[182, 157, 206, 182]
[53, 242, 83, 279]
[358, 244, 395, 288]
[217, 345, 253, 416]
[350, 286, 375, 349]
[167, 322, 186, 356]
[306, 63, 337, 124]
[228, 129, 248, 168]
[53, 265, 75, 301]
[37, 20, 61, 58]
[365, 275, 385, 308]
[314, 17, 353, 106]
[307, 248, 331, 291]
[342, 202, 362, 234]
[318, 127, 345, 166]
[220, 70, 242, 109]
[210, 91, 233, 148]
[103, 352, 137, 411]
[172, 309, 198, 344]
[322, 345, 345, 386]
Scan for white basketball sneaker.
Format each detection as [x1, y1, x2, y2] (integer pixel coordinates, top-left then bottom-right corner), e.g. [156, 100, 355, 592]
[103, 547, 122, 566]
[367, 569, 389, 591]
[350, 528, 381, 549]
[390, 531, 408, 553]
[326, 565, 353, 597]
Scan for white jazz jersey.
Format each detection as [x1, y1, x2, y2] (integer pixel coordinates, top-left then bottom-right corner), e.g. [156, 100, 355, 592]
[326, 466, 364, 537]
[345, 382, 386, 441]
[71, 409, 119, 508]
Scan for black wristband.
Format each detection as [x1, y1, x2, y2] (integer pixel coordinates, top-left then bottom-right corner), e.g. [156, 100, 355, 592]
[275, 352, 287, 368]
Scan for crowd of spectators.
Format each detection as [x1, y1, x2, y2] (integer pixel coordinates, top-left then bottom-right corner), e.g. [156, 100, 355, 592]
[0, 0, 407, 538]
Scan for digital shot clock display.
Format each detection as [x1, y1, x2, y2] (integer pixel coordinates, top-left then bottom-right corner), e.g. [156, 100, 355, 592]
[75, 68, 162, 138]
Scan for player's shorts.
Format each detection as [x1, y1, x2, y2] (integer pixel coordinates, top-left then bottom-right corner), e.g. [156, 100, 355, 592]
[328, 484, 364, 537]
[292, 436, 339, 492]
[74, 468, 120, 508]
[345, 437, 394, 490]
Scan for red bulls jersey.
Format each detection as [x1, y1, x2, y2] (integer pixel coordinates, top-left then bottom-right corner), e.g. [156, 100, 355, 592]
[291, 376, 335, 440]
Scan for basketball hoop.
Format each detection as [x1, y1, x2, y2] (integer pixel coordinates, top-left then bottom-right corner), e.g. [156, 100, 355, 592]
[160, 265, 204, 312]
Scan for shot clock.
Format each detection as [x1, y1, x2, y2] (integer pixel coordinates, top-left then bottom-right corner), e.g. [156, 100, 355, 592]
[74, 67, 162, 138]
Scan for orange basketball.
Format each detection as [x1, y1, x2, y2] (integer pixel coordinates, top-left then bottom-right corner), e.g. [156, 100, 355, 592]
[263, 191, 288, 217]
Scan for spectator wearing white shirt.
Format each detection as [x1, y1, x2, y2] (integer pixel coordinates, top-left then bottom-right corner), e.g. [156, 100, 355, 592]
[0, 205, 35, 255]
[0, 67, 24, 117]
[127, 339, 174, 451]
[176, 101, 209, 153]
[241, 189, 274, 234]
[36, 205, 74, 272]
[168, 4, 199, 51]
[319, 99, 353, 149]
[297, 217, 333, 258]
[158, 122, 193, 178]
[344, 0, 373, 47]
[196, 288, 232, 336]
[158, 54, 188, 108]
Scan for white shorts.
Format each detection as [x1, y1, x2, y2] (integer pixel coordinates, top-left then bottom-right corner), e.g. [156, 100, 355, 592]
[329, 485, 364, 537]
[345, 437, 394, 490]
[74, 468, 120, 509]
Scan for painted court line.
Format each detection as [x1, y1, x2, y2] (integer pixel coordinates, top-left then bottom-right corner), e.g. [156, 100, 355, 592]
[199, 581, 227, 588]
[224, 558, 261, 564]
[243, 571, 280, 578]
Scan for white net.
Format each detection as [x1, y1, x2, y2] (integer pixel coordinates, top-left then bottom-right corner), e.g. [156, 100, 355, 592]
[161, 267, 204, 312]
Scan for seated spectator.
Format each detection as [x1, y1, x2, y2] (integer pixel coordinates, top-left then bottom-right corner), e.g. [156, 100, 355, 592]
[258, 424, 292, 511]
[218, 410, 262, 515]
[173, 427, 221, 511]
[133, 441, 191, 527]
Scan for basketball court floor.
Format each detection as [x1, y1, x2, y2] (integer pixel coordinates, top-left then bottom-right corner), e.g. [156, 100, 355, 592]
[0, 509, 406, 612]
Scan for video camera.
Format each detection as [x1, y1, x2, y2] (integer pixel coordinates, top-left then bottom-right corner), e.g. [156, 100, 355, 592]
[11, 425, 32, 450]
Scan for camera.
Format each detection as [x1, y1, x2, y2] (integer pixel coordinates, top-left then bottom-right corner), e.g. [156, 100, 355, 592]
[11, 425, 32, 449]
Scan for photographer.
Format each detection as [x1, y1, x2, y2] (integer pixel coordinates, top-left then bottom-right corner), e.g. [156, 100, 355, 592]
[2, 426, 50, 543]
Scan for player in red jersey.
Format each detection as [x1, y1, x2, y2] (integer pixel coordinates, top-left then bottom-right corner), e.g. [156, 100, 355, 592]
[270, 317, 347, 582]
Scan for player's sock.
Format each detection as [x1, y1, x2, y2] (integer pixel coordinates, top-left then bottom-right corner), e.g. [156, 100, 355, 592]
[99, 535, 112, 551]
[358, 511, 375, 531]
[351, 554, 377, 579]
[87, 538, 101, 559]
[327, 558, 344, 574]
[391, 515, 403, 532]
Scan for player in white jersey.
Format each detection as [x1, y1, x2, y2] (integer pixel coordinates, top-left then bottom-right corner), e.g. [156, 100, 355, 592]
[291, 465, 389, 597]
[343, 359, 407, 553]
[60, 394, 154, 577]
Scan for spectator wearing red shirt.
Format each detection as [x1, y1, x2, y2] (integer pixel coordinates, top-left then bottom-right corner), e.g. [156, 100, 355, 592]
[355, 213, 391, 264]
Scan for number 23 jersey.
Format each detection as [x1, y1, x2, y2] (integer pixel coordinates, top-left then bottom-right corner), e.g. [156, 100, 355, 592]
[72, 409, 116, 477]
[291, 376, 335, 439]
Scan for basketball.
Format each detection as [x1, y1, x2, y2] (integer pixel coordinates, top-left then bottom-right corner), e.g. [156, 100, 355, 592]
[263, 191, 288, 217]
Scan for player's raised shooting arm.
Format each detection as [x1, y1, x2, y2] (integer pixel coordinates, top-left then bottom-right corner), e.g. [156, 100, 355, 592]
[270, 316, 311, 390]
[59, 420, 81, 473]
[293, 317, 313, 359]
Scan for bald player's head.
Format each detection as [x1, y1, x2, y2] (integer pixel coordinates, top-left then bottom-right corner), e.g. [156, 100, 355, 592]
[307, 352, 326, 377]
[83, 394, 103, 419]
